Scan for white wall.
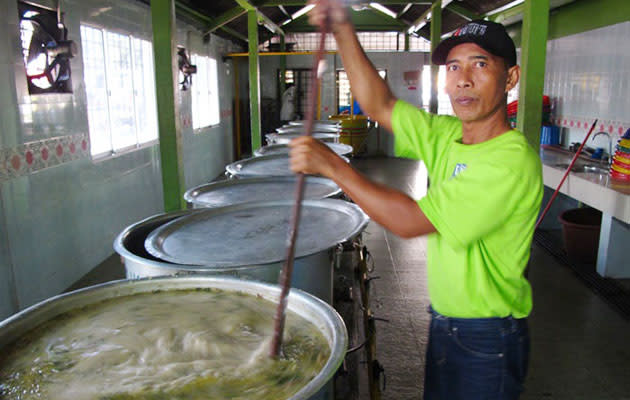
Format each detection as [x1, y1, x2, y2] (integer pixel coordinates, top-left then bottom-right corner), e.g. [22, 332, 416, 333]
[544, 21, 630, 153]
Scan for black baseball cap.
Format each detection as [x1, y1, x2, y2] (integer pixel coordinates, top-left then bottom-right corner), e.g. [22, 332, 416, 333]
[432, 20, 517, 67]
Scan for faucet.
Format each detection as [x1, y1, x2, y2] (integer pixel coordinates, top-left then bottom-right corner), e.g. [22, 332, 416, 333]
[592, 132, 612, 167]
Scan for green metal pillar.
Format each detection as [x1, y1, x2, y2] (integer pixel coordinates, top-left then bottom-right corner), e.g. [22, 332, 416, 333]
[248, 10, 262, 151]
[280, 35, 287, 100]
[429, 0, 441, 114]
[516, 0, 549, 149]
[404, 32, 410, 51]
[151, 0, 186, 211]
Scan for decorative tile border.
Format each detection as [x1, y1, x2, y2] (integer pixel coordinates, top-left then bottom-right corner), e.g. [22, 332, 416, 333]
[552, 116, 629, 139]
[0, 134, 89, 181]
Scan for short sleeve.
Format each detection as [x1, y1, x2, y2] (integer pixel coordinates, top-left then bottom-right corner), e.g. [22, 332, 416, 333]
[417, 161, 524, 248]
[391, 100, 460, 172]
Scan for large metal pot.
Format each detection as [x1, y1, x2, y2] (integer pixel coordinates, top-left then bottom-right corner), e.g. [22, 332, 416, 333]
[254, 143, 353, 157]
[184, 176, 342, 209]
[225, 154, 348, 178]
[266, 132, 339, 145]
[0, 276, 348, 400]
[114, 199, 369, 304]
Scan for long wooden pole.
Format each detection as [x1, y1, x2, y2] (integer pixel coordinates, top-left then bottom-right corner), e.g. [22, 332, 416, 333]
[270, 12, 328, 359]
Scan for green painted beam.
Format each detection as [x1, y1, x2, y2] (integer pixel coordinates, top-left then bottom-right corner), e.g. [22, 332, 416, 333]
[151, 0, 186, 211]
[546, 0, 630, 40]
[257, 12, 285, 35]
[516, 0, 549, 149]
[175, 2, 247, 43]
[248, 10, 262, 151]
[429, 0, 441, 114]
[204, 6, 246, 34]
[235, 0, 256, 10]
[506, 0, 630, 48]
[235, 0, 285, 35]
[445, 3, 480, 21]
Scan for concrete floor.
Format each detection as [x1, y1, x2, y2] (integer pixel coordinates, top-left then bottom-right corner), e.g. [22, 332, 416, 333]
[71, 156, 630, 400]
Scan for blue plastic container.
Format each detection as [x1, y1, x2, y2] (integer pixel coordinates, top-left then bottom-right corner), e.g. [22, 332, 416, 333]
[540, 125, 560, 145]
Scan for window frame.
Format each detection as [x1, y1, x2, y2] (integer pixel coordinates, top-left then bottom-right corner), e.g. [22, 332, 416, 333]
[190, 53, 221, 132]
[80, 23, 159, 160]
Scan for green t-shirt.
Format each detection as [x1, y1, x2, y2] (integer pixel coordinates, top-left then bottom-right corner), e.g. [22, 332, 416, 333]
[392, 100, 543, 318]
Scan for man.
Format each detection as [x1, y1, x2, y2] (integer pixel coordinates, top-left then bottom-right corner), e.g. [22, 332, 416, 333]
[289, 1, 543, 399]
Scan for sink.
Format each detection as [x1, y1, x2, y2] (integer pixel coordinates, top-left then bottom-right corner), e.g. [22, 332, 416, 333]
[581, 165, 609, 175]
[552, 163, 609, 175]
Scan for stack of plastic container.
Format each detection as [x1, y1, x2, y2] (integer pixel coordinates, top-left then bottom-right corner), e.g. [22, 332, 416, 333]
[507, 95, 551, 129]
[610, 129, 630, 182]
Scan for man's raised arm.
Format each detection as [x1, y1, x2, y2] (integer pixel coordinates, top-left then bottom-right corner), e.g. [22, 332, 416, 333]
[309, 0, 397, 132]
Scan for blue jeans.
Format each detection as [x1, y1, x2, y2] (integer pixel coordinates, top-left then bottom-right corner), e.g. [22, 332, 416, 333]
[424, 306, 529, 400]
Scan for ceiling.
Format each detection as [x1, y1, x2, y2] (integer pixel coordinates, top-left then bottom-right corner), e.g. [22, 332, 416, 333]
[166, 0, 574, 48]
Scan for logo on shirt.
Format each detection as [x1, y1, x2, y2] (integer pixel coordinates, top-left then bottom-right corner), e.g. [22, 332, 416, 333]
[451, 163, 467, 178]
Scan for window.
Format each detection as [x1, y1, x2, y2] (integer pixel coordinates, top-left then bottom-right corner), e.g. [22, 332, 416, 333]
[191, 54, 220, 130]
[337, 69, 387, 114]
[262, 32, 431, 52]
[80, 25, 158, 157]
[405, 35, 431, 52]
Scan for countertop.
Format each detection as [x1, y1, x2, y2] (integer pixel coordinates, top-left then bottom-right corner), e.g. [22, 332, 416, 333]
[540, 145, 630, 223]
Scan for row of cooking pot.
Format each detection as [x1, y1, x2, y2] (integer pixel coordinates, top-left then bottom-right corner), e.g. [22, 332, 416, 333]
[266, 119, 344, 147]
[115, 143, 366, 305]
[110, 133, 363, 399]
[0, 122, 362, 400]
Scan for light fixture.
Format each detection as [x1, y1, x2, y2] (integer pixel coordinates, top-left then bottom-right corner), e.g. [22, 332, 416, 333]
[369, 3, 397, 19]
[485, 0, 525, 16]
[291, 4, 315, 20]
[407, 11, 431, 34]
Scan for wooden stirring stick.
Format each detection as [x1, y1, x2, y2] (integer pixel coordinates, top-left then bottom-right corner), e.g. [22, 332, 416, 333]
[270, 8, 329, 358]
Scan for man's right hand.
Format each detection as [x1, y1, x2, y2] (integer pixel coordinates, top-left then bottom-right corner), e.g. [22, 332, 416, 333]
[307, 0, 349, 33]
[288, 136, 344, 179]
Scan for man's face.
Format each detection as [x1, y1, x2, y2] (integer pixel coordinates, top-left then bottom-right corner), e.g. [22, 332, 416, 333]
[444, 43, 513, 123]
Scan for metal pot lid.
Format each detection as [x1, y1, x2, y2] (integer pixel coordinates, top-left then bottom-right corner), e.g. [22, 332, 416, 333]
[184, 176, 342, 207]
[268, 132, 340, 140]
[288, 120, 340, 127]
[144, 199, 369, 266]
[225, 154, 348, 177]
[266, 133, 340, 145]
[254, 142, 353, 157]
[225, 154, 293, 177]
[277, 125, 340, 134]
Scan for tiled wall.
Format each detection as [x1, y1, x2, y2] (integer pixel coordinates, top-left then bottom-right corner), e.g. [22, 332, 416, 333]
[0, 0, 240, 319]
[544, 21, 630, 153]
